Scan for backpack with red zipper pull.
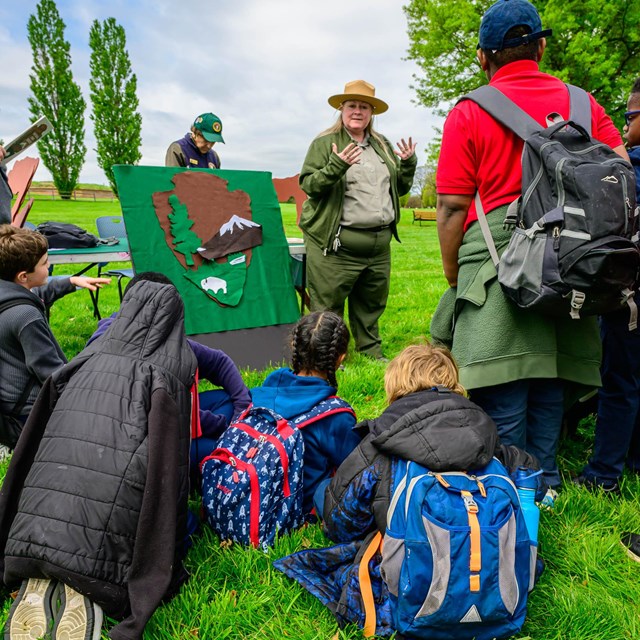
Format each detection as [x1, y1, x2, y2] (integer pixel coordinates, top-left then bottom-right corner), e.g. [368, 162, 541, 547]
[200, 397, 354, 550]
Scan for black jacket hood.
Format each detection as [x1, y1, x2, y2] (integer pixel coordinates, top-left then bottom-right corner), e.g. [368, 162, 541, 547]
[78, 280, 196, 386]
[367, 388, 499, 471]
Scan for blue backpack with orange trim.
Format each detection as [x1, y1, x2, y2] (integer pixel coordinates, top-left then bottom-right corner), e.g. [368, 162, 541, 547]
[200, 397, 354, 550]
[380, 457, 535, 640]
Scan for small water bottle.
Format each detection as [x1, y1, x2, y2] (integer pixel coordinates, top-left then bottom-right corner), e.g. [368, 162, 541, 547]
[513, 467, 542, 543]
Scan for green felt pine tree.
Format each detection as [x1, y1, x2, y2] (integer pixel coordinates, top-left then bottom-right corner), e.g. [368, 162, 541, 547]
[168, 194, 202, 267]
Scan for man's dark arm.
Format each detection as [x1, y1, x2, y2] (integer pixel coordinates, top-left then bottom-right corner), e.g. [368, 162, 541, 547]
[436, 193, 473, 288]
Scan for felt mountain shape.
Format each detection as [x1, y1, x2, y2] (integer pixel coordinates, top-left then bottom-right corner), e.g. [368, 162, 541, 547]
[197, 214, 263, 260]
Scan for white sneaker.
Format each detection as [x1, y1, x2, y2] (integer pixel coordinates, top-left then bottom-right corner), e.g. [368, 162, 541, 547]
[0, 444, 12, 463]
[5, 577, 56, 640]
[52, 583, 103, 640]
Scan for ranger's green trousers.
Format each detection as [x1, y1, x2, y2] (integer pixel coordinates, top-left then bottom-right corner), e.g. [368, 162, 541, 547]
[305, 226, 392, 357]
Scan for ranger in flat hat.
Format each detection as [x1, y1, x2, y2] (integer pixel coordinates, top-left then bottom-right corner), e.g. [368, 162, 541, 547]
[165, 112, 224, 169]
[298, 80, 417, 360]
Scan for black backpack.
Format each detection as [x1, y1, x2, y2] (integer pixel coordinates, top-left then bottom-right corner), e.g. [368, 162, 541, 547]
[464, 84, 640, 322]
[36, 222, 99, 249]
[0, 299, 40, 448]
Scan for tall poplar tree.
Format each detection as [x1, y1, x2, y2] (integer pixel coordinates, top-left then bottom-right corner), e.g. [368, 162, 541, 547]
[89, 18, 142, 196]
[27, 0, 86, 198]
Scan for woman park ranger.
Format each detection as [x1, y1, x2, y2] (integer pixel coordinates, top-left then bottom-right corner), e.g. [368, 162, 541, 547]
[298, 80, 417, 361]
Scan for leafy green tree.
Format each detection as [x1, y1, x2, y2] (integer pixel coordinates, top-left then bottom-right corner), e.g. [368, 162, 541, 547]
[404, 0, 640, 122]
[27, 0, 86, 198]
[421, 172, 437, 208]
[411, 136, 441, 208]
[89, 17, 142, 196]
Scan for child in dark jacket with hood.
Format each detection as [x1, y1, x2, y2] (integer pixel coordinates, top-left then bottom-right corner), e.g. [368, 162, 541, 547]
[194, 310, 359, 516]
[275, 342, 539, 638]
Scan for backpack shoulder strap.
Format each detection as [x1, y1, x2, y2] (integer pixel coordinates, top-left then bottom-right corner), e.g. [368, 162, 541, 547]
[567, 84, 592, 135]
[474, 192, 501, 267]
[7, 376, 37, 418]
[0, 298, 41, 417]
[358, 530, 383, 637]
[462, 85, 541, 140]
[292, 396, 356, 430]
[0, 298, 40, 315]
[461, 86, 543, 265]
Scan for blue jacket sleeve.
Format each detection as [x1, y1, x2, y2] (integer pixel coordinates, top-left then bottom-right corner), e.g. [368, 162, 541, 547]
[321, 431, 388, 543]
[323, 456, 380, 543]
[319, 411, 360, 470]
[198, 411, 229, 440]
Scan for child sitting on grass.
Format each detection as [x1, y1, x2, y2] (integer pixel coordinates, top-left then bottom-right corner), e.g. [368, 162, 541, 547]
[0, 280, 197, 640]
[275, 342, 539, 638]
[0, 224, 110, 449]
[196, 310, 360, 518]
[87, 270, 251, 466]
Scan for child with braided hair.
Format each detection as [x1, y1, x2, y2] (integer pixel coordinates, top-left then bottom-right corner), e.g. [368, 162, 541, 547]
[251, 311, 360, 516]
[193, 311, 360, 517]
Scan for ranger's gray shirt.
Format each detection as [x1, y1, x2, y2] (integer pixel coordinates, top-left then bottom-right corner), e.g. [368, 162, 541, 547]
[340, 136, 395, 229]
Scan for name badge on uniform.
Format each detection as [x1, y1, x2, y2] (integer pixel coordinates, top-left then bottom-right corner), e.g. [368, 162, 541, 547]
[189, 158, 199, 165]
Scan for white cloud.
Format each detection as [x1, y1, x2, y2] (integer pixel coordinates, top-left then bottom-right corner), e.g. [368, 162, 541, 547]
[0, 0, 443, 185]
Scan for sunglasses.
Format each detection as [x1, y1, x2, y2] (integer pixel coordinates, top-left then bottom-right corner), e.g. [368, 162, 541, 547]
[624, 110, 640, 126]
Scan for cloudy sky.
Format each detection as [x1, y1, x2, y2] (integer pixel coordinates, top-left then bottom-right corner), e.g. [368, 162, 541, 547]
[0, 0, 442, 187]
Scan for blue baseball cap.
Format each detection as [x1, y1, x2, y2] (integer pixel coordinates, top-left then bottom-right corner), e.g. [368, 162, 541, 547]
[478, 0, 552, 51]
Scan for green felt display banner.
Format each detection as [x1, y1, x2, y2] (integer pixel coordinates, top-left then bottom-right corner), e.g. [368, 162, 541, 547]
[113, 165, 300, 334]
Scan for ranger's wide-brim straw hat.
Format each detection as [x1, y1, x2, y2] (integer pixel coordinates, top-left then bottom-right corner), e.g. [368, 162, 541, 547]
[328, 80, 389, 114]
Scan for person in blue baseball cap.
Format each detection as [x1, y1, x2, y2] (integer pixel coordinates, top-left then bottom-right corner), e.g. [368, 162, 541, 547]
[432, 0, 629, 498]
[478, 0, 552, 51]
[165, 112, 224, 170]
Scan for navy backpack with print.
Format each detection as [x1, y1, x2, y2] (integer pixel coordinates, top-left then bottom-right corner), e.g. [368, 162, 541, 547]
[201, 397, 354, 550]
[380, 457, 535, 640]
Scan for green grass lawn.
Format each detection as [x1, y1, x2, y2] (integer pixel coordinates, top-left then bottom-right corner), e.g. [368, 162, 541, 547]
[1, 197, 639, 639]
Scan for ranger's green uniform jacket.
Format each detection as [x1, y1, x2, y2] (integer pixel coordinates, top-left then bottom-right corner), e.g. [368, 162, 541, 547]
[298, 128, 417, 251]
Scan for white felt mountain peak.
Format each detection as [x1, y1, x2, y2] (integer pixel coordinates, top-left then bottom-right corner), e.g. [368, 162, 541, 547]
[219, 215, 261, 235]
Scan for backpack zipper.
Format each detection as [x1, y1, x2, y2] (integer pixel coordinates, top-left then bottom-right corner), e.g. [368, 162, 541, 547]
[206, 449, 262, 547]
[518, 139, 623, 219]
[235, 423, 292, 497]
[555, 157, 567, 207]
[622, 173, 630, 235]
[521, 163, 545, 213]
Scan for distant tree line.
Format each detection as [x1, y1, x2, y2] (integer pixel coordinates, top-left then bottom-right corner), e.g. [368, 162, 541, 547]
[404, 0, 640, 119]
[403, 0, 640, 204]
[27, 0, 141, 197]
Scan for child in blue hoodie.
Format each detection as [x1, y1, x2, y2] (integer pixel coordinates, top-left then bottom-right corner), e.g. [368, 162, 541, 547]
[194, 311, 360, 515]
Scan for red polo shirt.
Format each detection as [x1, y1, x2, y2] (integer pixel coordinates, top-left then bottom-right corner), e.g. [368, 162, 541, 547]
[436, 60, 623, 229]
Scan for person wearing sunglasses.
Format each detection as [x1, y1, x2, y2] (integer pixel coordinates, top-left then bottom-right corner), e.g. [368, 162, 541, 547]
[574, 79, 640, 552]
